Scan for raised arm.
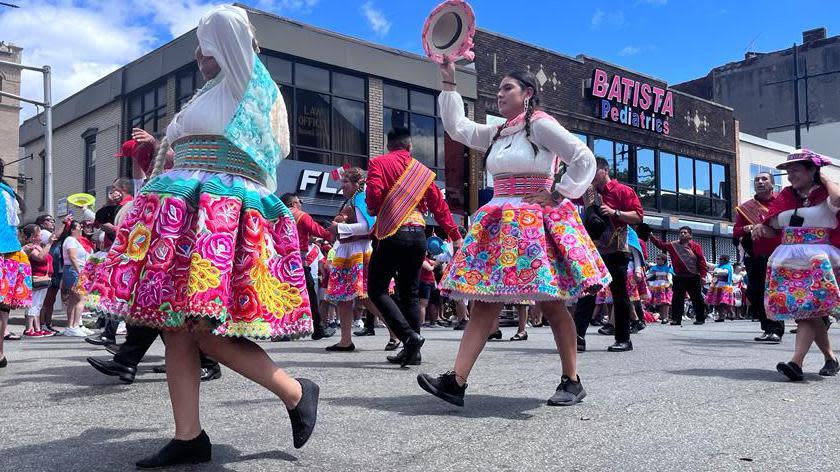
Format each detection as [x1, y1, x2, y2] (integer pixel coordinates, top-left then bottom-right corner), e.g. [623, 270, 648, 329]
[438, 61, 496, 151]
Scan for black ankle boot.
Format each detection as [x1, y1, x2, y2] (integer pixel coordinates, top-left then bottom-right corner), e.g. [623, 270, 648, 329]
[135, 430, 211, 469]
[288, 378, 320, 449]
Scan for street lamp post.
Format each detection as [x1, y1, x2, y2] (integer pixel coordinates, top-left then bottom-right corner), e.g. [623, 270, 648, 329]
[0, 60, 54, 216]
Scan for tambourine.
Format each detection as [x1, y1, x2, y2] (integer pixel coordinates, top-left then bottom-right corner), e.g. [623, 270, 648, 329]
[67, 193, 95, 208]
[421, 0, 476, 64]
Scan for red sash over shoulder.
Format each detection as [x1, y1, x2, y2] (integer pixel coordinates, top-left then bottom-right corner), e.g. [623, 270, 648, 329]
[735, 198, 770, 226]
[372, 158, 436, 239]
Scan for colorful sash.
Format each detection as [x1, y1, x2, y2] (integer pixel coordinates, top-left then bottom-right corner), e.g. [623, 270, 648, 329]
[671, 241, 699, 276]
[735, 197, 770, 225]
[372, 158, 436, 239]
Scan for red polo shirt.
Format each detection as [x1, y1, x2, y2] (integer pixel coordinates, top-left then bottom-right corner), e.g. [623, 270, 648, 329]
[366, 149, 460, 242]
[292, 208, 332, 253]
[599, 179, 644, 229]
[733, 193, 781, 257]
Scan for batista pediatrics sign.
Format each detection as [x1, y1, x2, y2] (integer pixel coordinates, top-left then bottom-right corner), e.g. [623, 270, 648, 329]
[591, 68, 674, 135]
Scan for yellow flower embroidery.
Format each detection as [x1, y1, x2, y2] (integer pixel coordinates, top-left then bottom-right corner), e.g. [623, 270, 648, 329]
[499, 252, 517, 267]
[250, 259, 302, 318]
[188, 253, 221, 295]
[126, 224, 152, 260]
[501, 209, 515, 224]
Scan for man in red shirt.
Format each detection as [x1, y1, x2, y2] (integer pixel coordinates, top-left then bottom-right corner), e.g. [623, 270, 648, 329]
[282, 193, 335, 340]
[650, 227, 708, 325]
[573, 157, 643, 352]
[733, 171, 782, 342]
[366, 128, 463, 366]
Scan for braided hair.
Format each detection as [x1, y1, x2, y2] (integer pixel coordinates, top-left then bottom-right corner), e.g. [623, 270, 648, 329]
[483, 70, 541, 167]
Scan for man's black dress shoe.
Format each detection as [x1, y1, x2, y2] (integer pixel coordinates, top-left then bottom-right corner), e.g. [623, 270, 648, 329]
[755, 333, 771, 342]
[693, 320, 706, 325]
[0, 356, 6, 368]
[597, 324, 615, 336]
[576, 336, 586, 353]
[85, 334, 116, 347]
[288, 378, 320, 449]
[104, 343, 121, 356]
[311, 326, 336, 341]
[398, 333, 424, 367]
[135, 430, 211, 469]
[201, 364, 222, 382]
[87, 357, 136, 384]
[487, 329, 502, 340]
[386, 348, 421, 366]
[353, 327, 375, 336]
[607, 341, 633, 352]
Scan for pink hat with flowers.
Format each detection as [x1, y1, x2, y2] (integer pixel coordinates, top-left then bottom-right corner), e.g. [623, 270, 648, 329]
[776, 149, 833, 169]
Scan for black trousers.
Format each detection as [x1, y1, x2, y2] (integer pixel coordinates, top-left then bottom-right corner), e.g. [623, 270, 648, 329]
[113, 324, 217, 369]
[574, 252, 632, 343]
[671, 275, 706, 323]
[367, 228, 426, 342]
[304, 268, 324, 331]
[745, 255, 784, 336]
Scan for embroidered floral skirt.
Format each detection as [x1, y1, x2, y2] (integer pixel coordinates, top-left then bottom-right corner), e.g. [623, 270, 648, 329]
[705, 283, 735, 306]
[326, 239, 372, 303]
[0, 250, 32, 309]
[648, 281, 673, 306]
[91, 170, 312, 339]
[80, 252, 108, 310]
[765, 228, 840, 321]
[441, 198, 611, 302]
[593, 265, 648, 305]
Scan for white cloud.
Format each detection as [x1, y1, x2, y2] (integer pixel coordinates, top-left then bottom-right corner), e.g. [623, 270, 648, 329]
[591, 9, 626, 30]
[618, 46, 641, 56]
[2, 0, 321, 122]
[361, 1, 391, 37]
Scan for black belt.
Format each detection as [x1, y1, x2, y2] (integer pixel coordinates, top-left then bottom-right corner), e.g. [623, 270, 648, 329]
[397, 226, 425, 233]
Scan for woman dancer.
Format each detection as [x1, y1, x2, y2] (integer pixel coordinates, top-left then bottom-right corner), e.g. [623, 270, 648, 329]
[648, 254, 674, 324]
[0, 162, 32, 366]
[705, 254, 735, 322]
[752, 149, 840, 381]
[324, 166, 392, 351]
[90, 6, 318, 467]
[418, 61, 609, 407]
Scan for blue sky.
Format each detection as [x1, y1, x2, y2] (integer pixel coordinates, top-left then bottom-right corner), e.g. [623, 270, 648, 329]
[3, 0, 839, 120]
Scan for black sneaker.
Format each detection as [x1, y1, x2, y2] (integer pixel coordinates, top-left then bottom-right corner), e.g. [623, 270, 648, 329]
[597, 324, 615, 336]
[135, 430, 211, 469]
[819, 357, 840, 376]
[547, 375, 587, 406]
[776, 361, 804, 381]
[417, 371, 466, 407]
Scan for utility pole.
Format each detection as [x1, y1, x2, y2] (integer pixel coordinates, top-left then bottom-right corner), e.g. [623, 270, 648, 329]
[0, 60, 54, 215]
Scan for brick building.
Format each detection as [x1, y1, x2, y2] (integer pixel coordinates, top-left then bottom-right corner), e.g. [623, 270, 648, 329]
[472, 30, 739, 261]
[0, 43, 23, 193]
[18, 5, 476, 223]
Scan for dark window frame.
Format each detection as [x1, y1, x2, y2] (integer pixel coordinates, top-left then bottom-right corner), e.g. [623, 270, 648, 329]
[126, 80, 168, 136]
[382, 81, 445, 177]
[82, 128, 98, 195]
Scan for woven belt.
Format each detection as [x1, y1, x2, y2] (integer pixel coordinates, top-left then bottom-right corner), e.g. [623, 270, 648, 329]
[171, 135, 269, 187]
[493, 174, 553, 196]
[781, 227, 830, 245]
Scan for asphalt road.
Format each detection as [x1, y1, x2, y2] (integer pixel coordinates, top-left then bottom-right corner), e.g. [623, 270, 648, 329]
[2, 318, 838, 471]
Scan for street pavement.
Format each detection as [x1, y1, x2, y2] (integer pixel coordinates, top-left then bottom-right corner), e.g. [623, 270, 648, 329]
[2, 317, 839, 471]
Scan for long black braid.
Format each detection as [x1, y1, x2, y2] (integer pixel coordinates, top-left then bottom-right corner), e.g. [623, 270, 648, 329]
[483, 70, 541, 168]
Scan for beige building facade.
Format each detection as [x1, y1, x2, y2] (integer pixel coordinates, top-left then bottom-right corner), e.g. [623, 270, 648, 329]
[0, 43, 22, 191]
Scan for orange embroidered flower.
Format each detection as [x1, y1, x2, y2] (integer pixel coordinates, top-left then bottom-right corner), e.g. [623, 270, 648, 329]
[126, 224, 152, 261]
[465, 270, 482, 285]
[518, 212, 539, 228]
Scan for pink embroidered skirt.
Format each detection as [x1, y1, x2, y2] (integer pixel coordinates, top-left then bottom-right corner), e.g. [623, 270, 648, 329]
[705, 284, 735, 306]
[325, 239, 372, 302]
[648, 281, 673, 306]
[0, 250, 32, 309]
[442, 192, 611, 302]
[91, 169, 312, 339]
[765, 227, 840, 321]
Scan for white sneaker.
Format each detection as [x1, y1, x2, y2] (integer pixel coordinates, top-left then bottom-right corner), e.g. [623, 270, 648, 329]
[116, 321, 127, 335]
[81, 326, 95, 335]
[353, 320, 364, 329]
[63, 327, 87, 337]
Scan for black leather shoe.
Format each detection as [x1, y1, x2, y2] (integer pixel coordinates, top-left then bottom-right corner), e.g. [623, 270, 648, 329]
[353, 327, 375, 337]
[576, 336, 586, 353]
[87, 357, 136, 384]
[384, 339, 401, 351]
[693, 320, 706, 325]
[547, 375, 586, 406]
[776, 361, 804, 381]
[85, 334, 116, 347]
[487, 329, 502, 340]
[288, 378, 320, 449]
[669, 321, 682, 326]
[607, 341, 633, 352]
[417, 371, 466, 407]
[399, 333, 425, 367]
[819, 357, 840, 376]
[754, 333, 771, 342]
[597, 324, 615, 336]
[387, 348, 422, 366]
[325, 343, 355, 352]
[0, 356, 6, 368]
[766, 333, 782, 344]
[135, 430, 211, 469]
[200, 364, 222, 382]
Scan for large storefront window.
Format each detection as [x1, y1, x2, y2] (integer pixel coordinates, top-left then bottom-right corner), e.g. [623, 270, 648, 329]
[383, 83, 445, 176]
[261, 53, 368, 168]
[581, 134, 730, 220]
